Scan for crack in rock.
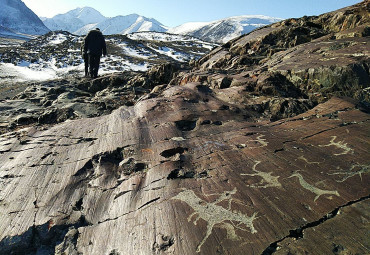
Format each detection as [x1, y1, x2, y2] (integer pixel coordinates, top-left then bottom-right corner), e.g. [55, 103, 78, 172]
[261, 195, 370, 255]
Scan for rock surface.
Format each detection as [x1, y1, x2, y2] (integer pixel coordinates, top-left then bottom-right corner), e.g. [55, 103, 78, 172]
[0, 2, 369, 255]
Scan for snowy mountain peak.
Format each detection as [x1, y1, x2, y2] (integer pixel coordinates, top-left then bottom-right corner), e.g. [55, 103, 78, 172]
[43, 8, 167, 36]
[71, 7, 107, 24]
[42, 7, 106, 34]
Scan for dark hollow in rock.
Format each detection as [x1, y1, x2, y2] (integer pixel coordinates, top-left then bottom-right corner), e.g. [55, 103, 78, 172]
[109, 249, 121, 255]
[175, 119, 197, 131]
[120, 158, 147, 175]
[160, 147, 188, 158]
[200, 120, 211, 125]
[72, 198, 83, 211]
[212, 120, 223, 125]
[167, 169, 196, 180]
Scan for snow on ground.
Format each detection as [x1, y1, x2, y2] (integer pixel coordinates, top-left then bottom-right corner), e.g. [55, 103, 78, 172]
[48, 33, 68, 45]
[0, 63, 59, 84]
[0, 55, 149, 85]
[100, 56, 148, 72]
[0, 31, 216, 86]
[116, 42, 153, 59]
[128, 32, 202, 42]
[148, 46, 187, 62]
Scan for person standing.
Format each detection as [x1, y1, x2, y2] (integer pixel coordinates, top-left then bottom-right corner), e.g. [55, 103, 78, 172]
[83, 28, 107, 78]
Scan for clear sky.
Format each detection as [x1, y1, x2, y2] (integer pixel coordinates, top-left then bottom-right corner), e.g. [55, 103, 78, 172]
[22, 0, 363, 27]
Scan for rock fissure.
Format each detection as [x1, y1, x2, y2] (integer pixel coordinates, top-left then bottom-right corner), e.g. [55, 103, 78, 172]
[261, 194, 370, 255]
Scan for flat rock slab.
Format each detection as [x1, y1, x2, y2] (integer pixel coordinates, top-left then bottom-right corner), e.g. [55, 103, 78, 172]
[0, 83, 369, 254]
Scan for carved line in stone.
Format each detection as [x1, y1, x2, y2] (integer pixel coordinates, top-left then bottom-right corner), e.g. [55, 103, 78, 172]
[289, 172, 340, 202]
[254, 135, 268, 148]
[329, 163, 370, 182]
[237, 134, 269, 149]
[172, 188, 257, 253]
[318, 136, 354, 156]
[297, 156, 320, 165]
[241, 161, 282, 189]
[193, 141, 228, 153]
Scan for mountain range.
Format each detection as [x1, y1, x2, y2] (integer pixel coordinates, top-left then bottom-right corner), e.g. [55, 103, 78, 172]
[41, 7, 280, 43]
[0, 1, 280, 43]
[167, 15, 282, 43]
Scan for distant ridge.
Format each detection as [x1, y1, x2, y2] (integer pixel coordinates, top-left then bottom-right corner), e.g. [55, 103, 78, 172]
[167, 15, 283, 43]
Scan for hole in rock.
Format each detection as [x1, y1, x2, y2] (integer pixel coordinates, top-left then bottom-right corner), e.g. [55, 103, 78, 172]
[73, 198, 83, 211]
[160, 147, 188, 158]
[175, 120, 197, 131]
[167, 169, 195, 179]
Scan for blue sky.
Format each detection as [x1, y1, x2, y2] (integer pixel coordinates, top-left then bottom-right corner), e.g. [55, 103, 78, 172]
[22, 0, 363, 27]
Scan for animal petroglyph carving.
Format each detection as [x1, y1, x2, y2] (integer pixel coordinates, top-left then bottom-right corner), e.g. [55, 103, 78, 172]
[237, 134, 269, 149]
[289, 172, 340, 202]
[318, 136, 354, 156]
[253, 135, 268, 147]
[172, 188, 257, 253]
[297, 156, 321, 165]
[241, 161, 282, 188]
[329, 163, 370, 182]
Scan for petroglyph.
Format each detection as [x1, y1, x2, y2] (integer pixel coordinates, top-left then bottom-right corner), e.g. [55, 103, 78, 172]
[193, 141, 229, 153]
[172, 188, 257, 253]
[297, 156, 321, 165]
[237, 134, 269, 149]
[318, 136, 354, 156]
[251, 135, 268, 148]
[289, 172, 340, 202]
[329, 163, 370, 182]
[241, 161, 282, 188]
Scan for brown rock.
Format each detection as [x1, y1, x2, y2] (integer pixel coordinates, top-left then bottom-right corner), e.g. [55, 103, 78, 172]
[0, 2, 369, 255]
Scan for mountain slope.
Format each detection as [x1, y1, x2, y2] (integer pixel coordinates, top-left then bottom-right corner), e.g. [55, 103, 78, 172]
[168, 15, 282, 43]
[0, 0, 49, 37]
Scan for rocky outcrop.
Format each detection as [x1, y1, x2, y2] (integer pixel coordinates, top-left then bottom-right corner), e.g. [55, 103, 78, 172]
[191, 1, 370, 104]
[0, 2, 369, 255]
[0, 87, 369, 255]
[0, 63, 184, 135]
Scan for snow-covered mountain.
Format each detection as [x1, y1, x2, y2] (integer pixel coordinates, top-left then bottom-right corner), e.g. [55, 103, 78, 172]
[75, 14, 167, 35]
[41, 7, 280, 43]
[43, 8, 167, 36]
[167, 15, 283, 43]
[41, 7, 106, 33]
[0, 0, 49, 38]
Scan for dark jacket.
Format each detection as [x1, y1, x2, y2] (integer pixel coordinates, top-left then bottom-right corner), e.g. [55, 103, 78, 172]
[83, 29, 107, 56]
